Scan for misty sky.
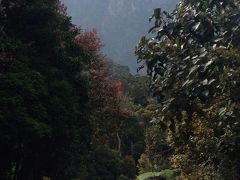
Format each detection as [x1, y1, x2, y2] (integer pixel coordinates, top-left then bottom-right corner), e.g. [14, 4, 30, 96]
[62, 0, 179, 73]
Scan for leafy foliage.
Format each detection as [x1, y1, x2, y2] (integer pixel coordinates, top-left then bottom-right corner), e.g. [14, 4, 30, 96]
[136, 0, 240, 179]
[0, 0, 104, 179]
[75, 28, 103, 53]
[137, 169, 178, 180]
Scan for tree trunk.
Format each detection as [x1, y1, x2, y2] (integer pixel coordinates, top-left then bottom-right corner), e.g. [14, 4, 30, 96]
[116, 132, 121, 156]
[13, 143, 24, 180]
[131, 140, 134, 156]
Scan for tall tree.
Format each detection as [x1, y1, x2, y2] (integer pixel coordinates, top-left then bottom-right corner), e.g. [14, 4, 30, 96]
[136, 0, 240, 179]
[0, 0, 92, 179]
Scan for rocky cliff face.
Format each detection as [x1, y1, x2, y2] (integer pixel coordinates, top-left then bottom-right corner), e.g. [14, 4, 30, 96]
[62, 0, 179, 73]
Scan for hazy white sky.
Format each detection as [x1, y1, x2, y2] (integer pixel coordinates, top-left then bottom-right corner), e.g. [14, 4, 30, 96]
[62, 0, 179, 73]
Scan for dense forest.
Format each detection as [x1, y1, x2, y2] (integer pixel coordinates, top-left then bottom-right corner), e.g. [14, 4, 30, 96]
[0, 0, 239, 180]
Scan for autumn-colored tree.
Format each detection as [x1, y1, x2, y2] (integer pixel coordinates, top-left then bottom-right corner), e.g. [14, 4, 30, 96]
[75, 29, 103, 53]
[74, 25, 119, 145]
[89, 58, 128, 146]
[74, 25, 144, 179]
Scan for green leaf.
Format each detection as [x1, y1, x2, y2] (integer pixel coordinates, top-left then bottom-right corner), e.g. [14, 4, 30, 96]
[193, 22, 201, 31]
[154, 8, 161, 19]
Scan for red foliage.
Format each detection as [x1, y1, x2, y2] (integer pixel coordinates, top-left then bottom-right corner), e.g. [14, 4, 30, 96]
[75, 29, 103, 53]
[112, 81, 124, 102]
[89, 59, 131, 144]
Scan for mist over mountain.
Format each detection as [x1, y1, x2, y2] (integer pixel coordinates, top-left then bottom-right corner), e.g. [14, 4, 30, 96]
[62, 0, 179, 73]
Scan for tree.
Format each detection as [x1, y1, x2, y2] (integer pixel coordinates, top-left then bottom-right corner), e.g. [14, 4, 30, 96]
[90, 59, 123, 145]
[75, 28, 103, 53]
[136, 0, 240, 179]
[120, 74, 150, 107]
[0, 0, 92, 179]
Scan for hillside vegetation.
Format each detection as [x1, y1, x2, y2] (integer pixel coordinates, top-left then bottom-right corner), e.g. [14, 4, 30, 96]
[0, 0, 239, 180]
